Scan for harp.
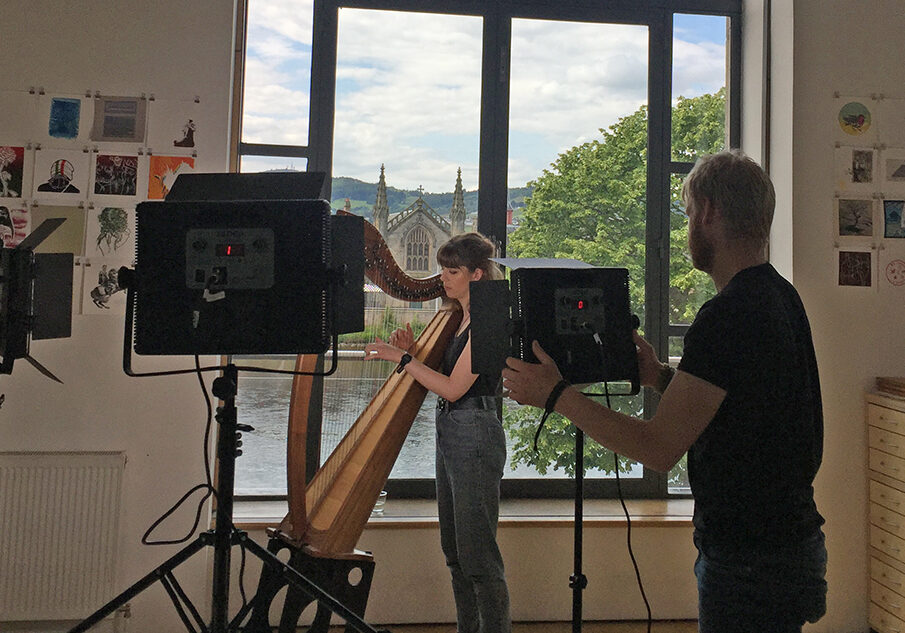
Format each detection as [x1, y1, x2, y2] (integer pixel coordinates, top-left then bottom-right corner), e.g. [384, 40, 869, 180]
[277, 210, 458, 554]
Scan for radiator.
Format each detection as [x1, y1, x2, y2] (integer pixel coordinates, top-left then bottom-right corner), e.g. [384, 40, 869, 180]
[0, 451, 126, 620]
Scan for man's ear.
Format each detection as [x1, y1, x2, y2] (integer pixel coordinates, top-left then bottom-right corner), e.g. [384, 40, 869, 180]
[700, 198, 721, 225]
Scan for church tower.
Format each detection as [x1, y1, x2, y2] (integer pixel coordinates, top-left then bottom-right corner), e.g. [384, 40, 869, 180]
[450, 167, 466, 235]
[373, 164, 389, 234]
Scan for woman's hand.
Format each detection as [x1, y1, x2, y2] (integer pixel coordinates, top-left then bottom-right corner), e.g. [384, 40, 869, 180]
[364, 337, 405, 363]
[388, 323, 415, 351]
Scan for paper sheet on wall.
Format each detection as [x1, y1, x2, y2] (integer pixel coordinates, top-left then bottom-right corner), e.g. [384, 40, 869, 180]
[0, 145, 33, 200]
[32, 148, 90, 205]
[85, 206, 135, 260]
[30, 204, 87, 256]
[36, 93, 94, 148]
[0, 90, 38, 146]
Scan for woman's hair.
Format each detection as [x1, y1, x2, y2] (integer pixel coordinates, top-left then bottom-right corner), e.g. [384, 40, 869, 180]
[682, 149, 775, 249]
[436, 232, 503, 281]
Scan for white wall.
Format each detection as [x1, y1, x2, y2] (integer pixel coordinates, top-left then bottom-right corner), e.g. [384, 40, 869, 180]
[777, 2, 905, 631]
[1, 1, 235, 631]
[4, 1, 899, 631]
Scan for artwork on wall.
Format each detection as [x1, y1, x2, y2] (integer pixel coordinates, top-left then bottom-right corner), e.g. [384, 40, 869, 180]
[0, 145, 27, 198]
[0, 87, 214, 316]
[837, 247, 874, 288]
[32, 148, 90, 204]
[832, 93, 905, 289]
[148, 155, 195, 199]
[30, 204, 87, 256]
[91, 95, 148, 144]
[36, 94, 94, 147]
[836, 196, 875, 238]
[0, 202, 29, 247]
[85, 206, 135, 259]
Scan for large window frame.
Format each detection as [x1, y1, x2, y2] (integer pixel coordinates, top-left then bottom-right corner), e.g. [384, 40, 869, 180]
[232, 0, 742, 500]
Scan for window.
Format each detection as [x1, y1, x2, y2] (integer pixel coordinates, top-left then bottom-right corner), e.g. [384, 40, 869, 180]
[233, 0, 741, 500]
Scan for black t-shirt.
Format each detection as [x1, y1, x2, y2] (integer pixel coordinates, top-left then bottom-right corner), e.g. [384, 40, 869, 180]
[678, 263, 824, 553]
[441, 325, 500, 400]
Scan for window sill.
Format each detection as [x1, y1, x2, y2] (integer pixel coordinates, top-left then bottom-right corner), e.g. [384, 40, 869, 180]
[233, 497, 694, 531]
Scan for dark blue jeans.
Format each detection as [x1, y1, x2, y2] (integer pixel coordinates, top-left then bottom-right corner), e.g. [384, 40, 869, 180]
[694, 529, 827, 633]
[436, 407, 511, 633]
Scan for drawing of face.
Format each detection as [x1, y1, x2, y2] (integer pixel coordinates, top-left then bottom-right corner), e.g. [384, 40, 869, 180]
[46, 159, 74, 191]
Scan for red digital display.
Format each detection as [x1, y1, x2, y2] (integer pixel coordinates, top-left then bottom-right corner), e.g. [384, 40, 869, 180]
[216, 243, 245, 257]
[577, 299, 585, 310]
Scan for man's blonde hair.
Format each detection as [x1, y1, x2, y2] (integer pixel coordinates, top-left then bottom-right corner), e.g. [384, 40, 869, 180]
[682, 150, 775, 249]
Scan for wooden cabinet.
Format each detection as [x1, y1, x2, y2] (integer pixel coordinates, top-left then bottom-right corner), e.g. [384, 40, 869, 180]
[868, 392, 905, 633]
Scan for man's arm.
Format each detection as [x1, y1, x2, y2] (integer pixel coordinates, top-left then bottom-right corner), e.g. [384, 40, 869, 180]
[502, 340, 726, 472]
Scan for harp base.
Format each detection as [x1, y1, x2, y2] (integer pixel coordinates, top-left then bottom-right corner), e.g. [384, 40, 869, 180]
[244, 531, 376, 633]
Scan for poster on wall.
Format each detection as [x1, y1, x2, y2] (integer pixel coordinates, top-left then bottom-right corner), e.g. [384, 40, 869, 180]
[835, 196, 876, 238]
[837, 247, 875, 288]
[0, 202, 29, 247]
[0, 90, 38, 146]
[36, 94, 94, 147]
[147, 99, 204, 156]
[30, 204, 87, 256]
[81, 260, 129, 314]
[834, 146, 878, 193]
[836, 99, 877, 144]
[90, 95, 148, 144]
[32, 148, 90, 204]
[0, 145, 29, 199]
[883, 199, 905, 239]
[85, 206, 134, 259]
[881, 147, 905, 196]
[148, 155, 195, 199]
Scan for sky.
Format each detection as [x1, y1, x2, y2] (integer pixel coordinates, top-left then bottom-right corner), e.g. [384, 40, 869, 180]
[241, 3, 727, 193]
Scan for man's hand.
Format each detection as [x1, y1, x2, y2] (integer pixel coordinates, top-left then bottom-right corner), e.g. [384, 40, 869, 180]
[633, 330, 666, 388]
[502, 340, 564, 408]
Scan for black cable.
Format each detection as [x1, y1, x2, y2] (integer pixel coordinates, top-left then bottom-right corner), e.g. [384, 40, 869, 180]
[141, 356, 219, 546]
[606, 382, 652, 633]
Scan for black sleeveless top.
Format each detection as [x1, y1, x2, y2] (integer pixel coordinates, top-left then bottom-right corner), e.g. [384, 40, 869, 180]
[440, 325, 501, 400]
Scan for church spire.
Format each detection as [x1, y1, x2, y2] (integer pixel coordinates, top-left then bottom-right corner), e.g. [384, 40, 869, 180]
[373, 164, 389, 234]
[450, 167, 466, 235]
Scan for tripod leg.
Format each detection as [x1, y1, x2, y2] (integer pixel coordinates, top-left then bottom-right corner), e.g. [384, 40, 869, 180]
[68, 537, 207, 633]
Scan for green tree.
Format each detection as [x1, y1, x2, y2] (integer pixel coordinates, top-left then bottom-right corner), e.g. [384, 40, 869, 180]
[503, 89, 725, 483]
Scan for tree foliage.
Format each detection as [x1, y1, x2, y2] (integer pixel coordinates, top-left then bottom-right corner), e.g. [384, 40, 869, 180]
[503, 89, 725, 482]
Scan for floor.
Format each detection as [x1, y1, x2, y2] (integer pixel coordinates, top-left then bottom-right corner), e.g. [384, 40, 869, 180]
[379, 622, 698, 633]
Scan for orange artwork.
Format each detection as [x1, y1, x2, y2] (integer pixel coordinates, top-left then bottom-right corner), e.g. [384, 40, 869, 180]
[148, 155, 195, 199]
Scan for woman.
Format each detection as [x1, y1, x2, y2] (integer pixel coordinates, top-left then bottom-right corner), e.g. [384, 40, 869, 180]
[365, 232, 511, 633]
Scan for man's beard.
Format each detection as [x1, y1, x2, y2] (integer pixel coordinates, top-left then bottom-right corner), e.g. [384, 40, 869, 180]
[689, 226, 715, 273]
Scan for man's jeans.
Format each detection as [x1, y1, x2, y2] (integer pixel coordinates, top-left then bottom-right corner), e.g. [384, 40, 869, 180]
[694, 529, 827, 633]
[436, 407, 511, 633]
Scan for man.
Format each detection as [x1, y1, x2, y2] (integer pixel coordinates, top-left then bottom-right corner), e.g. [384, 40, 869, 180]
[502, 150, 827, 632]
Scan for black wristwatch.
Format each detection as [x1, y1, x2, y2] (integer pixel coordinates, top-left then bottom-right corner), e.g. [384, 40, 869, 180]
[395, 352, 413, 373]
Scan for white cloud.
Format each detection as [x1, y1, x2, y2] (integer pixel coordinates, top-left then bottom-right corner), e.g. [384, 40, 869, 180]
[242, 5, 726, 190]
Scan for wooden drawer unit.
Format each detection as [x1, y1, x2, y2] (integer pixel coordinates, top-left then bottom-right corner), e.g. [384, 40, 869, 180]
[869, 392, 905, 633]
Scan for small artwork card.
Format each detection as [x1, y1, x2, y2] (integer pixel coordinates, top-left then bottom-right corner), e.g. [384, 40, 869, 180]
[881, 147, 905, 196]
[32, 148, 90, 204]
[0, 90, 38, 145]
[36, 94, 93, 147]
[836, 196, 876, 238]
[881, 249, 905, 289]
[837, 247, 875, 288]
[884, 200, 905, 239]
[148, 155, 195, 199]
[85, 206, 135, 259]
[147, 99, 202, 156]
[81, 259, 130, 315]
[834, 146, 878, 192]
[836, 98, 878, 144]
[0, 201, 30, 247]
[90, 95, 148, 144]
[30, 204, 88, 256]
[0, 145, 30, 199]
[92, 153, 139, 197]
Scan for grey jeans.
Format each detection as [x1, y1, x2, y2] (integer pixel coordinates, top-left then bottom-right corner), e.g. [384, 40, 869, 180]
[436, 407, 511, 633]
